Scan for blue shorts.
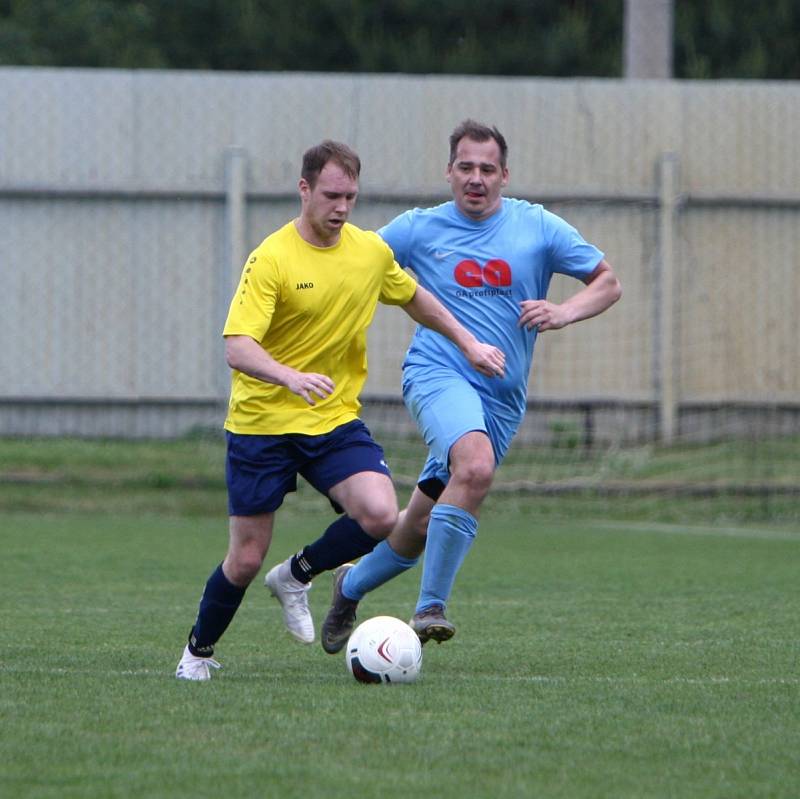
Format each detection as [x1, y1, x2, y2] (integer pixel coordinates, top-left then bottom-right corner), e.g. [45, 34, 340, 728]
[225, 419, 391, 516]
[402, 364, 519, 493]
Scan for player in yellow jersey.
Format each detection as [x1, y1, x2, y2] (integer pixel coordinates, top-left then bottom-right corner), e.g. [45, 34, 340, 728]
[176, 140, 506, 679]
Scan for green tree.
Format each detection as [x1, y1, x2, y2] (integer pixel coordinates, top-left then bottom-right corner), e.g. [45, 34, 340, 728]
[0, 0, 624, 75]
[675, 0, 800, 79]
[0, 0, 163, 67]
[1, 0, 799, 79]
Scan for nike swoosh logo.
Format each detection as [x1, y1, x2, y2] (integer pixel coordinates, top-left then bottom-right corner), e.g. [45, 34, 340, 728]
[434, 250, 456, 259]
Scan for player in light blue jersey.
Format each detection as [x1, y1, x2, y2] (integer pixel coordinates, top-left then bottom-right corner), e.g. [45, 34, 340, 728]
[316, 119, 622, 651]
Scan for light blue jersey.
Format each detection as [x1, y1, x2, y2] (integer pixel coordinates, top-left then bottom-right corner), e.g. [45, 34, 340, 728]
[342, 198, 606, 611]
[379, 197, 604, 431]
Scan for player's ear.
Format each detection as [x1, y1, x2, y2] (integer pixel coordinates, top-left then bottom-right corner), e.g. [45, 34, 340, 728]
[501, 167, 509, 187]
[298, 178, 310, 199]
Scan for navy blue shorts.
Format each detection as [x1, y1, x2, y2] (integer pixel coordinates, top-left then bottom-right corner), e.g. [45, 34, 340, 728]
[225, 419, 391, 516]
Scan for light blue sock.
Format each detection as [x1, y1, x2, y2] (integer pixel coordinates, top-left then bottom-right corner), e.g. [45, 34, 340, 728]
[342, 539, 419, 601]
[416, 504, 477, 613]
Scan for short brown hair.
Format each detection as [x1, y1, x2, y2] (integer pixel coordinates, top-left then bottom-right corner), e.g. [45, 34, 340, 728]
[301, 140, 361, 187]
[448, 120, 508, 168]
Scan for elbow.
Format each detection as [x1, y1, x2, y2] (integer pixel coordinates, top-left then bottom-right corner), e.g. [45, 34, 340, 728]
[601, 267, 622, 305]
[224, 337, 244, 371]
[610, 276, 622, 304]
[590, 261, 622, 306]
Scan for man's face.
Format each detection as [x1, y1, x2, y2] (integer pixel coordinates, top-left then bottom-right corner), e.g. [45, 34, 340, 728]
[298, 162, 359, 246]
[446, 136, 508, 221]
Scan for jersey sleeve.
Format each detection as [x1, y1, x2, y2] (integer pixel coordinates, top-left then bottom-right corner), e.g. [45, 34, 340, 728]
[223, 250, 281, 340]
[377, 243, 418, 306]
[544, 209, 604, 279]
[378, 210, 415, 267]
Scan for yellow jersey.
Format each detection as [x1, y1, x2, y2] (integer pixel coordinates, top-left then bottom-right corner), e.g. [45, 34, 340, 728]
[223, 221, 417, 435]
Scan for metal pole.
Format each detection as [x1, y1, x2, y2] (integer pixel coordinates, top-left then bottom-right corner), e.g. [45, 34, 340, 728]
[656, 152, 680, 443]
[219, 146, 248, 399]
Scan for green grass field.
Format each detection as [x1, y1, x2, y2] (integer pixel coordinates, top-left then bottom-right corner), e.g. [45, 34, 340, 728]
[1, 439, 799, 798]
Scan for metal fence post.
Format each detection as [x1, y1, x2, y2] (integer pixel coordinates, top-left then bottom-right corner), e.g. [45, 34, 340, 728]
[656, 152, 680, 443]
[219, 146, 248, 399]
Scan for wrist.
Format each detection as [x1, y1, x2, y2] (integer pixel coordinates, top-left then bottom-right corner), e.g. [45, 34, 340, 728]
[561, 303, 579, 326]
[457, 330, 479, 350]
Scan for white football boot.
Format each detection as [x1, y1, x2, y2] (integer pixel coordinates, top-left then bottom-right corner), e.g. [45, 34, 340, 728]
[264, 560, 314, 643]
[175, 645, 221, 681]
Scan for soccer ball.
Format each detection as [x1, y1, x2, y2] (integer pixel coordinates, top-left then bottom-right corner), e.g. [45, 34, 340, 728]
[346, 615, 422, 684]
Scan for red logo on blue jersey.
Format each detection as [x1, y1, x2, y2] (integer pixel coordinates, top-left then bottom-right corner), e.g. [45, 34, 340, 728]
[454, 259, 512, 288]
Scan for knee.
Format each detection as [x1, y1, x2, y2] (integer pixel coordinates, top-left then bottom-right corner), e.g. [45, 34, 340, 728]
[355, 504, 399, 540]
[224, 546, 265, 585]
[451, 455, 494, 496]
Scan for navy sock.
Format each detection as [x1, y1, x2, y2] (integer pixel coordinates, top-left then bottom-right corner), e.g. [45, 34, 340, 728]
[290, 516, 379, 583]
[189, 563, 246, 655]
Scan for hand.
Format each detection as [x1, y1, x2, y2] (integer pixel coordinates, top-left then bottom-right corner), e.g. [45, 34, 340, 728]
[518, 300, 572, 332]
[284, 370, 335, 405]
[464, 341, 506, 379]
